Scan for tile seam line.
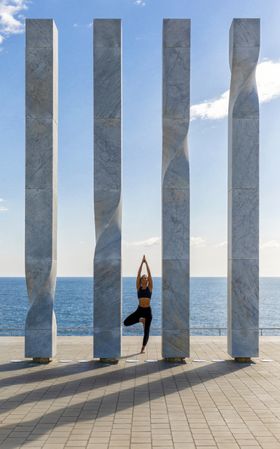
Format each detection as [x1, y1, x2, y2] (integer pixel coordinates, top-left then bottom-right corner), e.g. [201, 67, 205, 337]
[26, 119, 58, 126]
[94, 118, 121, 121]
[228, 187, 259, 190]
[226, 363, 278, 442]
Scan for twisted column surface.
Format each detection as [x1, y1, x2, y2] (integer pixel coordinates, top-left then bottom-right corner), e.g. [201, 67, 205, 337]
[93, 19, 122, 360]
[25, 19, 58, 360]
[162, 19, 190, 359]
[228, 19, 260, 359]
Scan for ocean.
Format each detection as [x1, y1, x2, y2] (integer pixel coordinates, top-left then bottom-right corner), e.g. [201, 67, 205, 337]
[1, 277, 280, 336]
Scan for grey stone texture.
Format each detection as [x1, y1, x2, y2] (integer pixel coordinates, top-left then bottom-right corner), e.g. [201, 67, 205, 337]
[162, 19, 190, 359]
[228, 18, 260, 358]
[93, 19, 122, 359]
[25, 20, 58, 359]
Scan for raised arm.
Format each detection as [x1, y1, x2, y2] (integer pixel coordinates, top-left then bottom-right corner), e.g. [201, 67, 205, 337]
[136, 256, 145, 289]
[144, 257, 153, 291]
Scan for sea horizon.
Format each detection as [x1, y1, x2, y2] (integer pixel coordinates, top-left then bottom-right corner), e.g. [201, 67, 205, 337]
[1, 277, 280, 337]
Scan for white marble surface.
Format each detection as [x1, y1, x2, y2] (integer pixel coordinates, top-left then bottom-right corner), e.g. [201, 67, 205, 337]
[228, 18, 260, 358]
[25, 20, 58, 359]
[93, 20, 122, 359]
[228, 188, 258, 260]
[162, 259, 189, 358]
[162, 19, 190, 359]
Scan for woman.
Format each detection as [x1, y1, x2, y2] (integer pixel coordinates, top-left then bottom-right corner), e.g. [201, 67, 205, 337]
[123, 255, 153, 353]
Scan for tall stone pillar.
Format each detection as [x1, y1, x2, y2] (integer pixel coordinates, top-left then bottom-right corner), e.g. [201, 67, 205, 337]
[162, 19, 190, 360]
[93, 19, 122, 362]
[25, 19, 58, 362]
[228, 19, 260, 361]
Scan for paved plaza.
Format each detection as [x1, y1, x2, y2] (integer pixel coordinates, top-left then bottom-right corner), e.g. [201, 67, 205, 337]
[1, 336, 280, 449]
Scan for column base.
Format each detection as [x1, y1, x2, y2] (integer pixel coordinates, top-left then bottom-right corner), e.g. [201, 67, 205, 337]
[100, 358, 119, 364]
[234, 357, 252, 363]
[164, 357, 186, 363]
[33, 357, 51, 364]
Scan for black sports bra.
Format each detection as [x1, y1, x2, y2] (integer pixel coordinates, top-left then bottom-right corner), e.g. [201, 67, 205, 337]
[137, 286, 152, 299]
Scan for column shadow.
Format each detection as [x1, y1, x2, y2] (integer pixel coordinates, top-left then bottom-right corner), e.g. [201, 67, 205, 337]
[0, 360, 247, 448]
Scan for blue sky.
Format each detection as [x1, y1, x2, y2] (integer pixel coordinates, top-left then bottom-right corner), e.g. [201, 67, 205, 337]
[1, 0, 280, 276]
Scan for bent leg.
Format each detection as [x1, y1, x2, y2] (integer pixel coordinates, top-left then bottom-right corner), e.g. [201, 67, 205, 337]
[143, 315, 152, 347]
[124, 309, 140, 327]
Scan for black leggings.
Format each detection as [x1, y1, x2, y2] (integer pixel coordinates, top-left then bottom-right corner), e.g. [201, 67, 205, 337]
[124, 306, 152, 347]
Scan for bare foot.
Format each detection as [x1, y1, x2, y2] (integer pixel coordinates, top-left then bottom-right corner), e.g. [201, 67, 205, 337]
[140, 346, 145, 353]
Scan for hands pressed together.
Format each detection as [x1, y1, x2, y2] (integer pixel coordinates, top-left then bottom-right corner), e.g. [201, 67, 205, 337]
[142, 254, 147, 264]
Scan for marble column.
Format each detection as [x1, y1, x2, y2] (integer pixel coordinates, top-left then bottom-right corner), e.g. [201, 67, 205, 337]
[93, 19, 122, 361]
[162, 19, 190, 360]
[25, 19, 58, 362]
[228, 19, 260, 361]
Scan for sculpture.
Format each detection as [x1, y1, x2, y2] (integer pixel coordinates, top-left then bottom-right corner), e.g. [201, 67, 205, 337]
[228, 18, 260, 361]
[25, 19, 58, 362]
[162, 19, 190, 360]
[93, 19, 122, 361]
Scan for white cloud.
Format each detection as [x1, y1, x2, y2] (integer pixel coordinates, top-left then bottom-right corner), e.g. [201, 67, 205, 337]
[191, 91, 229, 121]
[111, 237, 280, 252]
[213, 240, 280, 250]
[0, 198, 8, 211]
[190, 236, 206, 248]
[125, 237, 160, 247]
[257, 59, 280, 103]
[73, 22, 92, 29]
[134, 0, 146, 6]
[125, 235, 207, 248]
[0, 0, 29, 47]
[261, 240, 280, 249]
[215, 240, 227, 248]
[191, 59, 280, 121]
[211, 240, 280, 250]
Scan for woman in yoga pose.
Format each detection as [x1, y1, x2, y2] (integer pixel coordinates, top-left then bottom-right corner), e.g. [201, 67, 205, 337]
[123, 255, 153, 353]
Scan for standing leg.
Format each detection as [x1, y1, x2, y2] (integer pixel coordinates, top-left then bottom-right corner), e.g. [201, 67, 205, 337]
[124, 309, 140, 327]
[142, 314, 152, 348]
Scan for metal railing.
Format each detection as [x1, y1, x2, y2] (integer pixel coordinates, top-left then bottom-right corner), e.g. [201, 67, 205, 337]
[1, 327, 280, 336]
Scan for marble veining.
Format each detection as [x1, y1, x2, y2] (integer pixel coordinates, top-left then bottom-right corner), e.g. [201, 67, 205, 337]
[162, 19, 190, 359]
[93, 20, 122, 359]
[25, 19, 58, 359]
[228, 18, 260, 358]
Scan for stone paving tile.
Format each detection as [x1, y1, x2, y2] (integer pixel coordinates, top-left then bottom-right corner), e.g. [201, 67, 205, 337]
[1, 337, 280, 449]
